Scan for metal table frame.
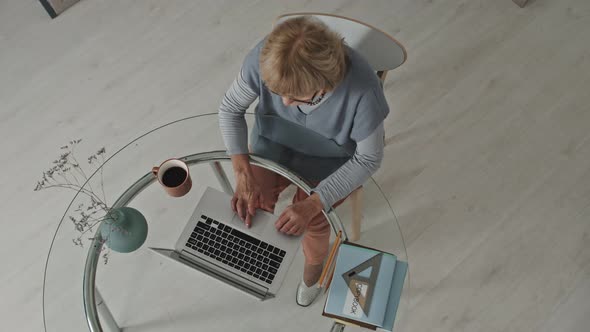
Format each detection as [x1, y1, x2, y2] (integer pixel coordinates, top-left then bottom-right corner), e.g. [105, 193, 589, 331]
[83, 151, 348, 332]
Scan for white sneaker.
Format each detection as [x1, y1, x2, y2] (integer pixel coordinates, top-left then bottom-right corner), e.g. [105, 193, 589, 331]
[296, 279, 322, 307]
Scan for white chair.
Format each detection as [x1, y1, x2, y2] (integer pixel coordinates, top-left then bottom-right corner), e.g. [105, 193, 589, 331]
[274, 13, 407, 241]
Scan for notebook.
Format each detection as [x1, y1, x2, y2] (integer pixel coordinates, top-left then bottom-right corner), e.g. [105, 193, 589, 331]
[323, 242, 407, 331]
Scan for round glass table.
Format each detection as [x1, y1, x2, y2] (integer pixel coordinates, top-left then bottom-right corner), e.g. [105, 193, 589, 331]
[43, 113, 409, 332]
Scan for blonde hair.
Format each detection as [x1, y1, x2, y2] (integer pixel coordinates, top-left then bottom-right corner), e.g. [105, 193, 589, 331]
[260, 16, 348, 97]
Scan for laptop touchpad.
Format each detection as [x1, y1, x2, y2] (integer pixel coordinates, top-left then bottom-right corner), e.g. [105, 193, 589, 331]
[229, 213, 266, 236]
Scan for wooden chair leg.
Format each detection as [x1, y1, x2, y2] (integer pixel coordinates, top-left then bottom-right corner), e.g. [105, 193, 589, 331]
[350, 187, 363, 241]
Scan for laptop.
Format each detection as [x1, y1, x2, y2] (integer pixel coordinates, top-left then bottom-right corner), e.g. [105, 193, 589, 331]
[151, 186, 301, 300]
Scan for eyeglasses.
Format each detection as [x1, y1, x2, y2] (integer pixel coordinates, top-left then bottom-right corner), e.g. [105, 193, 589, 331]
[269, 89, 326, 106]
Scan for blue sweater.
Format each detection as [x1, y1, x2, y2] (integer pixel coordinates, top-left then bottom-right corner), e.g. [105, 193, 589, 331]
[218, 39, 389, 210]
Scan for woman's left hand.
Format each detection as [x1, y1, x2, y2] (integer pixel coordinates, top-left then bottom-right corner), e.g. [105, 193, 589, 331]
[275, 194, 324, 236]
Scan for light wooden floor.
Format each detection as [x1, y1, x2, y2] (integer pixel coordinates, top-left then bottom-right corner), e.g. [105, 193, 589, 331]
[1, 0, 589, 331]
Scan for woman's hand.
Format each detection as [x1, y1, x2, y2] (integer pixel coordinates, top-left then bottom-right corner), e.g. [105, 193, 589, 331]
[232, 172, 266, 227]
[275, 193, 324, 235]
[230, 154, 265, 228]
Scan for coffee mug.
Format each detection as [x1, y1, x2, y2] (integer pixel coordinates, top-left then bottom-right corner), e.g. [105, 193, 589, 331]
[152, 159, 192, 197]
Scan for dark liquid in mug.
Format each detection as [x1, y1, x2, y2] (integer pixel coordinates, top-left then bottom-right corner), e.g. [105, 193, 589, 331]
[162, 167, 187, 187]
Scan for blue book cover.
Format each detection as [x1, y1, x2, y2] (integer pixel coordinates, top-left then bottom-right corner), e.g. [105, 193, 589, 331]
[379, 260, 407, 332]
[323, 243, 397, 327]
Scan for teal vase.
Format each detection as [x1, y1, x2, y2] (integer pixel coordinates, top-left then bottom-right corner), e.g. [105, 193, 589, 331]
[99, 207, 148, 253]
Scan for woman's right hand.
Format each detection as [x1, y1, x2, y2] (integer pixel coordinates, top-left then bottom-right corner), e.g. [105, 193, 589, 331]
[230, 154, 263, 228]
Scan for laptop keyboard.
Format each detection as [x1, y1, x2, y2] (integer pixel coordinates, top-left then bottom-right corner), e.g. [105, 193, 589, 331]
[185, 214, 286, 285]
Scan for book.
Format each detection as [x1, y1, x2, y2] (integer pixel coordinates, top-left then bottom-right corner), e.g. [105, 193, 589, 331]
[322, 242, 407, 331]
[323, 243, 396, 328]
[379, 259, 407, 332]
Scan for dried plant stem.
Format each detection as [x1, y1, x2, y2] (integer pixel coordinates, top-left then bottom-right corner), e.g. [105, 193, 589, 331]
[67, 169, 82, 186]
[57, 173, 70, 185]
[70, 149, 94, 192]
[41, 184, 106, 207]
[37, 140, 112, 264]
[99, 154, 107, 206]
[78, 216, 110, 237]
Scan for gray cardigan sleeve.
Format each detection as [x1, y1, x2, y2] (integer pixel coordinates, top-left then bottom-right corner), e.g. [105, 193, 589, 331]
[313, 122, 385, 210]
[218, 70, 258, 155]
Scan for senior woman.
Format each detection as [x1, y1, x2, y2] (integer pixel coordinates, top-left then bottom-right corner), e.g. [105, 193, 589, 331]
[218, 16, 389, 306]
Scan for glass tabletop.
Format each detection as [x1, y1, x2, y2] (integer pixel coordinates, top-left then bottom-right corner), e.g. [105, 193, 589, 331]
[43, 113, 408, 332]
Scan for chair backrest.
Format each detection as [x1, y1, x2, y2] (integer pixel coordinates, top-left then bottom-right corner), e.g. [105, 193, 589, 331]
[274, 13, 407, 75]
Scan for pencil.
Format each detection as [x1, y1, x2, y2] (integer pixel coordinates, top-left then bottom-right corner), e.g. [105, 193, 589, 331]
[318, 230, 342, 288]
[323, 249, 339, 291]
[323, 234, 342, 288]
